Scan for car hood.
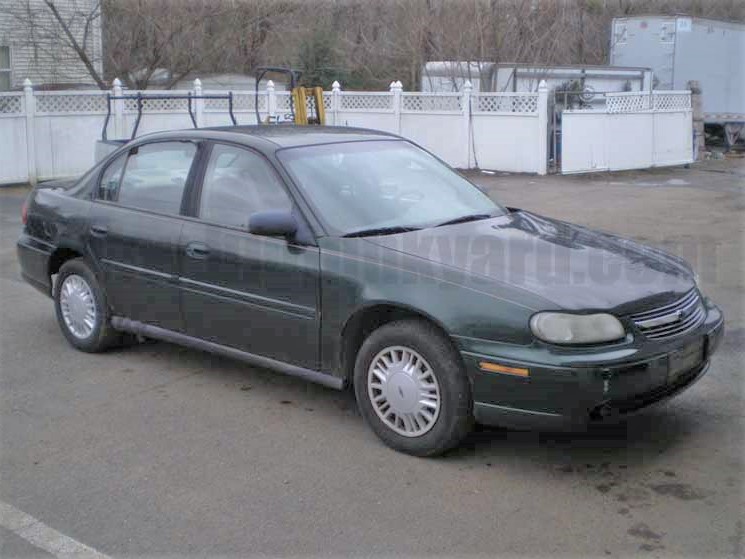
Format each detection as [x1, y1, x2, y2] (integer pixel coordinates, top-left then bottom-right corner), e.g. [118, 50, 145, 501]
[365, 210, 695, 312]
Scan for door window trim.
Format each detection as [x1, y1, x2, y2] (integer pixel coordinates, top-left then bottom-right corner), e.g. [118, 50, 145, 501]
[189, 140, 317, 246]
[92, 139, 203, 219]
[191, 141, 295, 221]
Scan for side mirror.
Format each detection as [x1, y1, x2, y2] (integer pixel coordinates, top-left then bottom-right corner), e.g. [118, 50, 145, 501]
[248, 210, 298, 238]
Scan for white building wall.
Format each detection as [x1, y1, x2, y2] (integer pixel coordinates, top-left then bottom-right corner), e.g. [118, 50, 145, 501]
[0, 0, 103, 89]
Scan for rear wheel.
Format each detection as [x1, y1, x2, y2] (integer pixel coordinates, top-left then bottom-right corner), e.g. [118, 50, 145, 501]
[54, 258, 121, 352]
[354, 320, 473, 456]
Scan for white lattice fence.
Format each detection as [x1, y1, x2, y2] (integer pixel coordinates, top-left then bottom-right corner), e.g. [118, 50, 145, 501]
[340, 93, 393, 111]
[3, 78, 561, 184]
[0, 93, 23, 115]
[653, 92, 691, 111]
[204, 92, 267, 112]
[402, 93, 461, 112]
[123, 94, 189, 113]
[561, 89, 693, 173]
[472, 93, 538, 114]
[35, 92, 108, 114]
[606, 93, 652, 113]
[276, 92, 292, 113]
[323, 92, 333, 111]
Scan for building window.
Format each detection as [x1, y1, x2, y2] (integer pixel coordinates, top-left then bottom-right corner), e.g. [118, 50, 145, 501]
[0, 47, 10, 91]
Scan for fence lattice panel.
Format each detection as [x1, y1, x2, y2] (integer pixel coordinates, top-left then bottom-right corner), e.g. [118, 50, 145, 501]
[323, 92, 333, 110]
[204, 93, 266, 112]
[123, 96, 189, 113]
[35, 93, 107, 114]
[402, 94, 461, 112]
[276, 93, 292, 112]
[0, 94, 23, 114]
[606, 93, 651, 113]
[653, 93, 691, 111]
[473, 94, 538, 114]
[340, 93, 393, 111]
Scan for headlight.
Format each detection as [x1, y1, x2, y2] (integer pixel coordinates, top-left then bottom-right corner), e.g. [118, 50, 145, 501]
[530, 312, 625, 345]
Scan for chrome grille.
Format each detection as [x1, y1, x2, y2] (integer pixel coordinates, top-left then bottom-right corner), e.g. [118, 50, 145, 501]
[630, 290, 705, 340]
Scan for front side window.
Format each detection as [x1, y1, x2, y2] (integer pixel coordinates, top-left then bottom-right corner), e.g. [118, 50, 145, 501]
[0, 47, 11, 91]
[199, 144, 291, 229]
[97, 153, 126, 201]
[116, 142, 197, 215]
[277, 140, 502, 236]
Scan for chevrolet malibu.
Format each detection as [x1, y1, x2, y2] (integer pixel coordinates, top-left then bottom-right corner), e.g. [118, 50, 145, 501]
[17, 126, 724, 456]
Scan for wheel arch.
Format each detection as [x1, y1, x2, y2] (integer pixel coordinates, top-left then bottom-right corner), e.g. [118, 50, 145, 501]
[47, 240, 97, 295]
[339, 302, 461, 386]
[48, 246, 84, 277]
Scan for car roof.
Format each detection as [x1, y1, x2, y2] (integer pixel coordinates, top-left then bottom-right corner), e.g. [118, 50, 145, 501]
[129, 125, 402, 152]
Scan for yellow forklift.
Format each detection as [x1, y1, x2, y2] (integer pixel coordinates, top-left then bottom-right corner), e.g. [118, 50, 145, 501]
[254, 66, 325, 126]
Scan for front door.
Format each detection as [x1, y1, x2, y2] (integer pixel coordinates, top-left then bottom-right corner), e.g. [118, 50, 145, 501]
[88, 140, 200, 330]
[178, 143, 320, 369]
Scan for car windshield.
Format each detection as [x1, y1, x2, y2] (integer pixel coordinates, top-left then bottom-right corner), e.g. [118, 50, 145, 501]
[277, 140, 504, 236]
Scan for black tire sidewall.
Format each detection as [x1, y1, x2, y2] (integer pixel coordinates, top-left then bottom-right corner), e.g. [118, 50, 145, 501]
[54, 259, 114, 352]
[354, 320, 472, 456]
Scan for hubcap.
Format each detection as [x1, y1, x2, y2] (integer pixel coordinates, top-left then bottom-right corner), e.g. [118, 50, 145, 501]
[367, 346, 441, 437]
[59, 274, 97, 339]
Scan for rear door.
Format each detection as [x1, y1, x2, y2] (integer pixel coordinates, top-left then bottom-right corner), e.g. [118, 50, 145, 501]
[178, 142, 320, 369]
[88, 140, 200, 331]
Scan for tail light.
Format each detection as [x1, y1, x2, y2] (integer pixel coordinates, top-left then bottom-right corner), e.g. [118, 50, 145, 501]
[21, 197, 29, 225]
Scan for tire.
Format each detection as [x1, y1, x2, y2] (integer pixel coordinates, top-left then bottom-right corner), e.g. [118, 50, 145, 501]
[54, 258, 122, 352]
[353, 319, 473, 456]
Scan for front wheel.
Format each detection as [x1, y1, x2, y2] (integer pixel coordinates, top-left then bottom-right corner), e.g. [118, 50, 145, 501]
[353, 320, 473, 456]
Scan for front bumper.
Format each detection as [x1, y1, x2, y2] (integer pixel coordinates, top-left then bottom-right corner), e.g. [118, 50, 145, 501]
[462, 300, 724, 431]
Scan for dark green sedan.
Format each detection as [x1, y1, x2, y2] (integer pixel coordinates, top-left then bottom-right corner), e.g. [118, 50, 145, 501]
[17, 126, 724, 456]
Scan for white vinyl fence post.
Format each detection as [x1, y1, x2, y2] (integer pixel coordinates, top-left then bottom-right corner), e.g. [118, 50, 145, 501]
[23, 79, 37, 185]
[112, 78, 124, 139]
[536, 80, 549, 175]
[462, 80, 473, 168]
[266, 80, 276, 123]
[331, 80, 341, 126]
[390, 80, 402, 135]
[193, 78, 204, 128]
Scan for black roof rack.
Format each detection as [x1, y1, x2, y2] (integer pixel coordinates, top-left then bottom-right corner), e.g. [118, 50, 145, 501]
[102, 91, 237, 141]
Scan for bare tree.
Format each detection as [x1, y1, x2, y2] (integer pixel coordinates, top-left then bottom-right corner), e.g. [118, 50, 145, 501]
[9, 0, 106, 88]
[9, 0, 744, 91]
[103, 0, 300, 89]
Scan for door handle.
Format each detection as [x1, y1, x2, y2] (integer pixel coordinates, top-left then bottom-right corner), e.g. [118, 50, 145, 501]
[90, 224, 108, 238]
[185, 242, 210, 259]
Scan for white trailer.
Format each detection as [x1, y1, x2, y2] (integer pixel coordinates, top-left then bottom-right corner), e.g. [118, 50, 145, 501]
[420, 61, 494, 92]
[492, 63, 652, 94]
[610, 15, 745, 147]
[420, 61, 652, 97]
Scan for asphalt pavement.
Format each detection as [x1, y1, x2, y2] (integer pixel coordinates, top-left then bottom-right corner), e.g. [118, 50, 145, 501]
[0, 159, 743, 557]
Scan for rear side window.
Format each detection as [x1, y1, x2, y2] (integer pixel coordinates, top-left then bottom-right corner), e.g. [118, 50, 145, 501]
[116, 142, 197, 215]
[198, 144, 291, 229]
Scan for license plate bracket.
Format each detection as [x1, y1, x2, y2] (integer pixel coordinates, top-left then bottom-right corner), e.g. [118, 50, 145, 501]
[668, 338, 704, 384]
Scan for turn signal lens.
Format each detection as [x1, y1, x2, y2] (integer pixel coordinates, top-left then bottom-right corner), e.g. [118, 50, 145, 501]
[479, 361, 530, 377]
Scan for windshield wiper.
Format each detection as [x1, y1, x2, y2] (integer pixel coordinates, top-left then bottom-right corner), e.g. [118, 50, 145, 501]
[434, 213, 494, 228]
[342, 225, 421, 238]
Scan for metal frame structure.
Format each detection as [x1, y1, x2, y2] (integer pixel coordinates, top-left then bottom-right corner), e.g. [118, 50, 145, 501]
[253, 66, 301, 124]
[102, 92, 237, 141]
